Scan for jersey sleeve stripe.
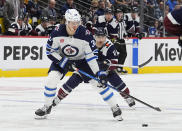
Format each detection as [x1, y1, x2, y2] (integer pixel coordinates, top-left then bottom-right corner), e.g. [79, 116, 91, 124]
[167, 13, 180, 25]
[46, 44, 59, 51]
[46, 51, 52, 55]
[93, 49, 99, 53]
[86, 56, 98, 62]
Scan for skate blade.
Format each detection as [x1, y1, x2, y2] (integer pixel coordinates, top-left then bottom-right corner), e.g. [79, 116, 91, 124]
[34, 114, 47, 120]
[114, 116, 123, 121]
[128, 105, 136, 110]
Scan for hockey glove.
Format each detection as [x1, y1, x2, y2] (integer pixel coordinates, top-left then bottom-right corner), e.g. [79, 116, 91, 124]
[99, 59, 111, 71]
[68, 64, 75, 72]
[97, 71, 108, 87]
[178, 36, 182, 48]
[58, 57, 71, 70]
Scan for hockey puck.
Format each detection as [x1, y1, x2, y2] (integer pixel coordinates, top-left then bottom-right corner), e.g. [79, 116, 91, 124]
[142, 124, 148, 127]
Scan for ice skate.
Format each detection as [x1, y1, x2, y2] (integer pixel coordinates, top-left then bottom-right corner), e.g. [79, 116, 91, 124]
[111, 104, 123, 121]
[35, 105, 52, 119]
[125, 97, 135, 107]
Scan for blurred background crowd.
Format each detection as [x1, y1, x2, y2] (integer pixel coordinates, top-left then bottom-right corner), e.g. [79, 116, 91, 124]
[0, 0, 181, 37]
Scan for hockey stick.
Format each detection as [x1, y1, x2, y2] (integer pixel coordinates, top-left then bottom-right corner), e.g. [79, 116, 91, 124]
[138, 56, 153, 68]
[73, 66, 161, 112]
[109, 56, 153, 69]
[110, 64, 139, 68]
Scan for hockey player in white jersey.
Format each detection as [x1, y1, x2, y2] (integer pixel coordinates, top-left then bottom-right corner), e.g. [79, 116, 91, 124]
[35, 9, 122, 121]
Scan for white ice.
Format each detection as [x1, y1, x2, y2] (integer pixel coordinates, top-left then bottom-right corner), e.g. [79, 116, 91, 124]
[0, 73, 182, 131]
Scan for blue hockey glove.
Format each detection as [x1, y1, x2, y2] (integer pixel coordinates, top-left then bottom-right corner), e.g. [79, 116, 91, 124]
[97, 71, 108, 86]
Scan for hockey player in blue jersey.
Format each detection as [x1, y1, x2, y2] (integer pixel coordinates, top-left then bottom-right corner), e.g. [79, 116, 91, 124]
[94, 8, 129, 74]
[164, 8, 182, 47]
[95, 27, 135, 107]
[35, 9, 109, 118]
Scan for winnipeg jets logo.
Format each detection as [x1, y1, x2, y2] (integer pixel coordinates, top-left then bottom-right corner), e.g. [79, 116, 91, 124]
[66, 47, 74, 54]
[62, 45, 79, 57]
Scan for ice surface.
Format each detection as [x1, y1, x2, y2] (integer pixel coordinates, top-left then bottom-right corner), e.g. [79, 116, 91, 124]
[0, 73, 182, 131]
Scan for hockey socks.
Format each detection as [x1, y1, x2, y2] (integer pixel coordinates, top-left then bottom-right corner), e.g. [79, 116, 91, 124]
[120, 87, 135, 107]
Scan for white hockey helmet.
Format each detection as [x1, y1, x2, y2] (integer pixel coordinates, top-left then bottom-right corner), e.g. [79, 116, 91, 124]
[65, 9, 81, 24]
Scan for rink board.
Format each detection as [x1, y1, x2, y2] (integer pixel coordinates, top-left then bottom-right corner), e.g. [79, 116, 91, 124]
[0, 68, 73, 77]
[0, 36, 182, 77]
[137, 38, 182, 73]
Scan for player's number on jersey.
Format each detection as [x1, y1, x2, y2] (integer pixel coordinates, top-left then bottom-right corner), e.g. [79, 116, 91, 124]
[113, 50, 118, 56]
[91, 40, 96, 48]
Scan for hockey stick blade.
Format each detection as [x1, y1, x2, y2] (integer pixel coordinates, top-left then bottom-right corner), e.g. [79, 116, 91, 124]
[138, 56, 153, 68]
[73, 66, 161, 112]
[109, 56, 153, 69]
[119, 91, 161, 112]
[155, 107, 162, 112]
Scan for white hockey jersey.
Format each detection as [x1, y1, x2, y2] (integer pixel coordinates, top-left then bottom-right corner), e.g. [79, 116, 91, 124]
[46, 24, 100, 75]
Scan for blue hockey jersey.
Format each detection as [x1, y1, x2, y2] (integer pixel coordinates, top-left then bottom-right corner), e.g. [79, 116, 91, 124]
[97, 38, 118, 70]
